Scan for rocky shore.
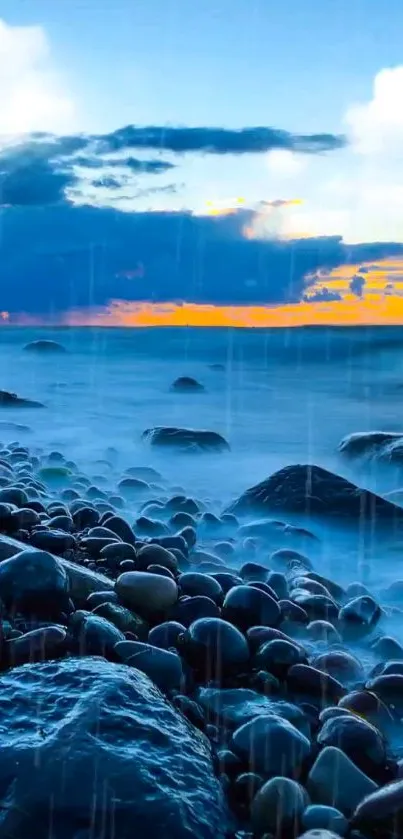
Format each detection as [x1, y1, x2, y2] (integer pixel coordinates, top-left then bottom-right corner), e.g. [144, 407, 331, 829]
[0, 436, 403, 838]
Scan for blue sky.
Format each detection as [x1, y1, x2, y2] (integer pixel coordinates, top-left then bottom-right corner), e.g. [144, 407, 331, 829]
[1, 1, 403, 322]
[3, 0, 403, 133]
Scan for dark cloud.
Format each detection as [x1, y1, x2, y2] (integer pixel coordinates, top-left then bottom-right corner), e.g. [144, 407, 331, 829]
[0, 159, 74, 207]
[75, 155, 174, 174]
[349, 274, 366, 297]
[0, 203, 401, 317]
[92, 176, 123, 189]
[0, 116, 344, 208]
[303, 287, 343, 302]
[95, 125, 345, 156]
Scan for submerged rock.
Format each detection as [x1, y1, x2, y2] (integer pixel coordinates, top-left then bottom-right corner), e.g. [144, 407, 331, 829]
[0, 390, 44, 409]
[228, 463, 403, 524]
[24, 339, 67, 354]
[0, 657, 228, 838]
[142, 426, 230, 452]
[170, 377, 205, 393]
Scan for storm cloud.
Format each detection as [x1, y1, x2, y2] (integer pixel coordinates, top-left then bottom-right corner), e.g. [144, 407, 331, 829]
[0, 203, 402, 318]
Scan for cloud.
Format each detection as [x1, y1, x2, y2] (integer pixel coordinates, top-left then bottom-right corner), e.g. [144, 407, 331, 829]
[0, 19, 75, 136]
[75, 155, 175, 174]
[303, 287, 343, 302]
[346, 66, 403, 156]
[0, 142, 75, 206]
[0, 202, 401, 319]
[349, 274, 366, 297]
[266, 150, 307, 177]
[95, 124, 345, 156]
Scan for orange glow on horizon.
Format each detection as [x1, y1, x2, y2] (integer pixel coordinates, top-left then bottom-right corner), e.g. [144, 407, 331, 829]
[57, 294, 403, 327]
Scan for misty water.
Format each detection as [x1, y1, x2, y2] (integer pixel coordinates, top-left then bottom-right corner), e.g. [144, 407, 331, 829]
[1, 324, 403, 606]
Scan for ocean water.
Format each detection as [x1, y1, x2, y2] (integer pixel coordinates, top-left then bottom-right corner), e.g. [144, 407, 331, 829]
[1, 324, 403, 602]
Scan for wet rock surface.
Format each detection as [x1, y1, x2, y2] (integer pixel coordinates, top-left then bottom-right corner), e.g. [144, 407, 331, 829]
[0, 657, 228, 838]
[0, 436, 401, 837]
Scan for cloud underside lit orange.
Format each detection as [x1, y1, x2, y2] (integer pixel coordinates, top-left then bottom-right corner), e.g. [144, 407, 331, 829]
[3, 257, 403, 327]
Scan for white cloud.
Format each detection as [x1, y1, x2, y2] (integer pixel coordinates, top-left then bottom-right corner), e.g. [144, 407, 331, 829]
[0, 19, 75, 137]
[265, 149, 306, 177]
[345, 66, 403, 156]
[271, 66, 403, 244]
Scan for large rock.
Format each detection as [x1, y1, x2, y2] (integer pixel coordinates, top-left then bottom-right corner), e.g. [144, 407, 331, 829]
[0, 390, 44, 408]
[0, 658, 229, 838]
[142, 427, 230, 452]
[228, 463, 403, 524]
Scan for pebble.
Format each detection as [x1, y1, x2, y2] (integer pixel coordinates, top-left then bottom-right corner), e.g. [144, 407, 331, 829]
[255, 638, 306, 675]
[306, 746, 378, 816]
[7, 626, 67, 665]
[232, 714, 311, 775]
[251, 776, 309, 836]
[114, 640, 183, 691]
[312, 651, 364, 685]
[222, 585, 280, 630]
[352, 778, 403, 833]
[148, 621, 186, 650]
[179, 572, 223, 603]
[115, 571, 178, 617]
[185, 617, 249, 673]
[301, 805, 348, 836]
[174, 595, 221, 625]
[287, 664, 346, 704]
[0, 548, 69, 616]
[317, 714, 386, 773]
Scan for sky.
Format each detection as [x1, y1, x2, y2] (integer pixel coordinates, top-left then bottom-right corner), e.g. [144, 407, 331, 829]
[1, 0, 403, 326]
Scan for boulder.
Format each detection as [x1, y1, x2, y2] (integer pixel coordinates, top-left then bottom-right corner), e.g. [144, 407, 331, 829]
[142, 426, 230, 452]
[170, 377, 205, 393]
[228, 463, 403, 524]
[0, 390, 44, 409]
[0, 657, 228, 838]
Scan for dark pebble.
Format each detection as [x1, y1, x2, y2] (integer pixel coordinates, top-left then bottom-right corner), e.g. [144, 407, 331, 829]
[148, 621, 186, 650]
[185, 617, 249, 673]
[255, 638, 306, 676]
[222, 585, 280, 631]
[287, 664, 346, 704]
[174, 595, 221, 626]
[179, 572, 222, 602]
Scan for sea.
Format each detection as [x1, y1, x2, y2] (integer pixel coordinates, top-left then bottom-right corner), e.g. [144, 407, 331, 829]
[1, 324, 403, 616]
